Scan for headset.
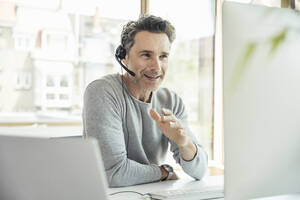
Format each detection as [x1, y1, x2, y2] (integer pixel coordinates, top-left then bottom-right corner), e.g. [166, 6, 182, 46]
[115, 45, 136, 77]
[115, 44, 135, 155]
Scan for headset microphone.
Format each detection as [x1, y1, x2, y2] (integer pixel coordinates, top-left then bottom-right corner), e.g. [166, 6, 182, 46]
[115, 45, 136, 77]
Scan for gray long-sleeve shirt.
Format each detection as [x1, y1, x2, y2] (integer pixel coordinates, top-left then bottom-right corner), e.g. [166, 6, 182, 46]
[83, 73, 207, 187]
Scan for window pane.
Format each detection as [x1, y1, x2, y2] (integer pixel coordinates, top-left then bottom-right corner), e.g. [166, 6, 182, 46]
[226, 0, 281, 7]
[149, 0, 215, 160]
[59, 94, 69, 100]
[0, 0, 139, 134]
[46, 93, 55, 100]
[46, 76, 55, 87]
[60, 76, 69, 87]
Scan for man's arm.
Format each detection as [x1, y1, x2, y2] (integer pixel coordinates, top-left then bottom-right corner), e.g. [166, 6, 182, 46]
[83, 81, 162, 187]
[178, 137, 197, 161]
[150, 108, 208, 180]
[150, 108, 197, 160]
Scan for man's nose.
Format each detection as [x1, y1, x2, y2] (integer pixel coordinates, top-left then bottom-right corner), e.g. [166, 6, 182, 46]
[150, 57, 162, 71]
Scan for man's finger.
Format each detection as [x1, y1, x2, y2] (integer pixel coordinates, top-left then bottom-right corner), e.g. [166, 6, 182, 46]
[170, 121, 184, 129]
[162, 115, 177, 122]
[161, 108, 172, 116]
[149, 109, 161, 122]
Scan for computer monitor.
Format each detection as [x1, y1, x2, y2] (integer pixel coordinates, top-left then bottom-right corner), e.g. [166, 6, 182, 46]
[0, 136, 109, 200]
[223, 2, 300, 200]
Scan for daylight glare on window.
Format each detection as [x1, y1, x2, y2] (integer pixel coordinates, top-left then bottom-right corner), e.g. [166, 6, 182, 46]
[150, 0, 215, 159]
[0, 0, 215, 159]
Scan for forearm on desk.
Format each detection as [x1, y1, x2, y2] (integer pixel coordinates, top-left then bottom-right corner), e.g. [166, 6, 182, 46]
[106, 158, 162, 187]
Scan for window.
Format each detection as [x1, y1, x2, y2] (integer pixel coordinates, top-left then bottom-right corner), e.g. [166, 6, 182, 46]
[23, 72, 32, 89]
[297, 0, 300, 9]
[42, 30, 70, 52]
[15, 73, 22, 90]
[0, 0, 217, 160]
[34, 61, 73, 110]
[46, 76, 55, 87]
[59, 94, 69, 100]
[15, 72, 32, 90]
[13, 33, 35, 51]
[60, 76, 69, 87]
[46, 93, 55, 100]
[149, 0, 216, 160]
[0, 0, 139, 127]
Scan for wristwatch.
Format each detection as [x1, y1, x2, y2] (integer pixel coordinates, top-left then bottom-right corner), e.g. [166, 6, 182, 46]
[161, 164, 174, 181]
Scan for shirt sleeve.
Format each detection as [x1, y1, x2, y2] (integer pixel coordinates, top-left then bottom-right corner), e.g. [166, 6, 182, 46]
[169, 94, 208, 180]
[83, 81, 161, 187]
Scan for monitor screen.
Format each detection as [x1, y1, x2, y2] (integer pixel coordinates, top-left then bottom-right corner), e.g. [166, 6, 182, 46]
[223, 2, 300, 199]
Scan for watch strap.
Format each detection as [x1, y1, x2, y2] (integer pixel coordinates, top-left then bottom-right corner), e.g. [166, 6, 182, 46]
[161, 164, 174, 181]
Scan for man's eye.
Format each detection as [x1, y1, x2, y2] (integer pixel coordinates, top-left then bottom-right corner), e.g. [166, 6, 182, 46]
[142, 53, 151, 57]
[160, 55, 168, 59]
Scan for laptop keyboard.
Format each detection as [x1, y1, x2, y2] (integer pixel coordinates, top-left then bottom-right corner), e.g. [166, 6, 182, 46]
[148, 185, 224, 200]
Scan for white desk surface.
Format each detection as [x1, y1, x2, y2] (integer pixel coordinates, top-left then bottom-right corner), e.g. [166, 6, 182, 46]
[107, 174, 300, 200]
[108, 175, 224, 200]
[253, 194, 300, 200]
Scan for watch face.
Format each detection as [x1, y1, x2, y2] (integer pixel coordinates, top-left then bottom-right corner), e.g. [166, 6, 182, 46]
[162, 164, 173, 172]
[162, 164, 174, 181]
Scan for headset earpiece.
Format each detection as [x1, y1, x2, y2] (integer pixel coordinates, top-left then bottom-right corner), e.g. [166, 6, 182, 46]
[115, 45, 126, 60]
[115, 45, 136, 77]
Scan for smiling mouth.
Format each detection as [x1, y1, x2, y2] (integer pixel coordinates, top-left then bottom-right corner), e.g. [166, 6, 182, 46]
[144, 74, 161, 80]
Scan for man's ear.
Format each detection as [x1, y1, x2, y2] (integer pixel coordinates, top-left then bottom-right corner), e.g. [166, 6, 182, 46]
[123, 54, 129, 66]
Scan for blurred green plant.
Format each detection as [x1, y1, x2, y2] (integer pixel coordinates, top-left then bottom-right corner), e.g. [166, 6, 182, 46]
[228, 28, 287, 96]
[228, 42, 257, 96]
[269, 28, 287, 56]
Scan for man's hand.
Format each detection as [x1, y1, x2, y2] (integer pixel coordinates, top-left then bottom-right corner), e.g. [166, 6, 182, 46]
[149, 108, 189, 147]
[150, 108, 197, 161]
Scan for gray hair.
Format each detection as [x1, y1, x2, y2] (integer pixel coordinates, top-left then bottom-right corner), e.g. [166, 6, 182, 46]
[120, 15, 176, 54]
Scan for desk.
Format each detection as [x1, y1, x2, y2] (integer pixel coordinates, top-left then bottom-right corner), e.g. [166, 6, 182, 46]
[253, 194, 300, 200]
[108, 175, 224, 200]
[107, 174, 300, 200]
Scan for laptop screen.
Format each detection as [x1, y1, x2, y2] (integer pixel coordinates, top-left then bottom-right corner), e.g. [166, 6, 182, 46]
[0, 136, 109, 200]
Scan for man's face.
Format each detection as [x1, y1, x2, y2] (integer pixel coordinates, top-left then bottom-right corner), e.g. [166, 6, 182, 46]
[123, 31, 171, 92]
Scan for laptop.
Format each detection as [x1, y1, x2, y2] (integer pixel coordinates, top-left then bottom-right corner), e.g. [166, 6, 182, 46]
[0, 136, 109, 200]
[223, 2, 300, 200]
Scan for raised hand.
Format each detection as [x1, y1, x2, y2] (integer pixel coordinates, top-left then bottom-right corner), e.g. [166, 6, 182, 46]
[149, 108, 189, 148]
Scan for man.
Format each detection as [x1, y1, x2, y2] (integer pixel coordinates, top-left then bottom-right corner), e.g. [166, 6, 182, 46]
[83, 15, 207, 187]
